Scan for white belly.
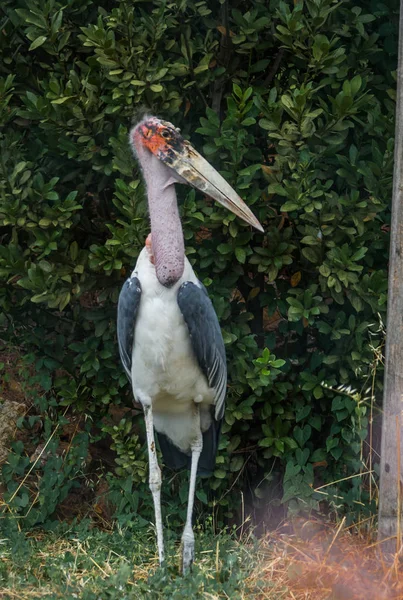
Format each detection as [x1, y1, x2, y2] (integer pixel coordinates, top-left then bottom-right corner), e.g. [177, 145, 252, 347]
[130, 248, 214, 452]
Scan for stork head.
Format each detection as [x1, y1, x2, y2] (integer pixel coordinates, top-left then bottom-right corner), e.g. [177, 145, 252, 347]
[130, 116, 264, 233]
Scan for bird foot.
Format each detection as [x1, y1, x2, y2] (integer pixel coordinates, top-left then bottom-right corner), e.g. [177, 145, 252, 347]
[180, 535, 195, 575]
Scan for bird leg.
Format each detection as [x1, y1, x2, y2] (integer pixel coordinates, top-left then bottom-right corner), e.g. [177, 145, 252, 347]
[143, 404, 165, 566]
[181, 406, 203, 575]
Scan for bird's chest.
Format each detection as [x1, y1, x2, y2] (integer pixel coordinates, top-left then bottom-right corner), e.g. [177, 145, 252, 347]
[134, 291, 192, 373]
[131, 283, 211, 409]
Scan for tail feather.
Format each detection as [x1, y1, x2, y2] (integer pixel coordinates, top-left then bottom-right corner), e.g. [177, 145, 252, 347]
[156, 418, 222, 476]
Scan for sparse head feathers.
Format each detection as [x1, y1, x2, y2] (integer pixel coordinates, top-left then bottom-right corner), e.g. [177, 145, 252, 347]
[129, 116, 183, 163]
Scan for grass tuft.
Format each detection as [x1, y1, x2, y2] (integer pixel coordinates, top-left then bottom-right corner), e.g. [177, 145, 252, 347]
[0, 519, 263, 599]
[2, 517, 403, 599]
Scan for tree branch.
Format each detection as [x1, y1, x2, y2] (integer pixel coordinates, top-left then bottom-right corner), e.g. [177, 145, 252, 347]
[263, 48, 285, 88]
[212, 0, 233, 116]
[183, 32, 208, 109]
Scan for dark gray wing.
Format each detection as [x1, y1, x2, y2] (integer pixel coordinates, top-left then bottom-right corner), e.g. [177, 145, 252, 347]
[177, 281, 227, 420]
[157, 418, 221, 476]
[117, 276, 142, 380]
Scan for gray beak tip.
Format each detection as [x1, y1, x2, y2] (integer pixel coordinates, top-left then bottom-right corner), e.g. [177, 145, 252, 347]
[161, 138, 264, 234]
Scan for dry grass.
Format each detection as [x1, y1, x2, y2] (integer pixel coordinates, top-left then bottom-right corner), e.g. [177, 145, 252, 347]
[248, 519, 403, 600]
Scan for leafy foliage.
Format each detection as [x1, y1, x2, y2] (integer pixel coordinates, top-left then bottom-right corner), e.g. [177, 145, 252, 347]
[0, 0, 397, 530]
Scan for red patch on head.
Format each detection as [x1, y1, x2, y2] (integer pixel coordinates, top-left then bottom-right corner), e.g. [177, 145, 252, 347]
[138, 122, 170, 158]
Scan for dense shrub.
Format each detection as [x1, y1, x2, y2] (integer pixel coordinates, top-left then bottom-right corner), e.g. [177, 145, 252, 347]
[0, 0, 398, 528]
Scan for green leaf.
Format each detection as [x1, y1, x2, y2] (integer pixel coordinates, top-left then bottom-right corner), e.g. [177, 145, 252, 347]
[51, 10, 63, 34]
[38, 260, 52, 273]
[302, 247, 320, 263]
[281, 201, 299, 211]
[313, 385, 323, 399]
[241, 117, 256, 126]
[235, 247, 246, 264]
[250, 59, 269, 73]
[196, 489, 208, 504]
[217, 243, 232, 255]
[31, 292, 52, 303]
[29, 36, 47, 51]
[70, 242, 79, 261]
[350, 75, 362, 95]
[13, 162, 27, 177]
[351, 247, 367, 261]
[283, 437, 298, 450]
[274, 439, 284, 453]
[268, 183, 287, 196]
[272, 359, 285, 368]
[296, 405, 311, 423]
[258, 437, 274, 448]
[51, 96, 74, 105]
[233, 84, 242, 99]
[15, 9, 46, 29]
[45, 192, 59, 201]
[59, 292, 71, 311]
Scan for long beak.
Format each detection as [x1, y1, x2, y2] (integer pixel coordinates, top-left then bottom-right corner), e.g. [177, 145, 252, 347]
[161, 141, 264, 233]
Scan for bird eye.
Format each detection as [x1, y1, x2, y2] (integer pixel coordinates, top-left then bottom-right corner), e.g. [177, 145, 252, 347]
[161, 130, 170, 139]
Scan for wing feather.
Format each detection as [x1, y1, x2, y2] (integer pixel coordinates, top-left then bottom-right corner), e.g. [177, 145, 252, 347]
[177, 282, 227, 420]
[117, 276, 142, 380]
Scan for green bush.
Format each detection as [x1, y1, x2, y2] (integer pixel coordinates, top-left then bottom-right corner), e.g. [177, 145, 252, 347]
[0, 0, 397, 527]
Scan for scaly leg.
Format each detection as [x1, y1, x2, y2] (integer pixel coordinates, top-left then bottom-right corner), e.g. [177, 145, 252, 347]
[181, 406, 203, 574]
[143, 404, 165, 566]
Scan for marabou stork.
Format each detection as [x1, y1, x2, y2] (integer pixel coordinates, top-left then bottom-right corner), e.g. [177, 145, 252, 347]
[117, 116, 263, 574]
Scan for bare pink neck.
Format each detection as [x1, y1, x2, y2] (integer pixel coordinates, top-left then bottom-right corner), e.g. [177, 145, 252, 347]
[134, 140, 185, 287]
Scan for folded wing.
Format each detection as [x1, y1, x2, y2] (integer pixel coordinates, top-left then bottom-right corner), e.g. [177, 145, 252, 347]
[177, 281, 227, 421]
[117, 276, 142, 381]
